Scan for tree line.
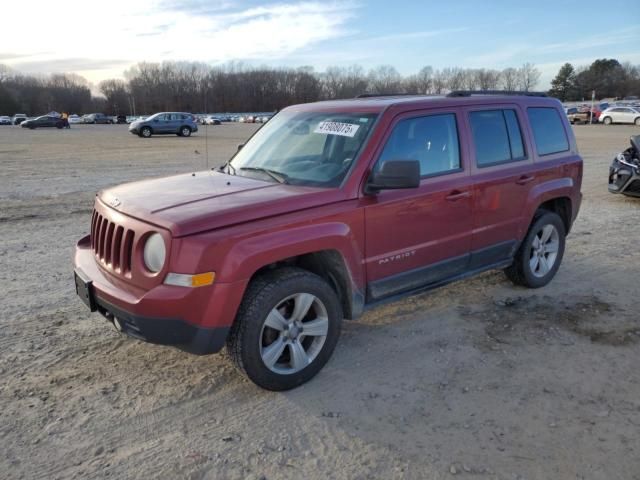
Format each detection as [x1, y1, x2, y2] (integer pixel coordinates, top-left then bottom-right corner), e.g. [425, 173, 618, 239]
[1, 59, 638, 116]
[548, 59, 640, 101]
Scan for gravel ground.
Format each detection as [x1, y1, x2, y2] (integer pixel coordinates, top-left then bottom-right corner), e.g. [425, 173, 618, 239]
[1, 123, 639, 480]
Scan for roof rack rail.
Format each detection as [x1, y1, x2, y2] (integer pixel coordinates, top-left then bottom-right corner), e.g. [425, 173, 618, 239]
[447, 90, 548, 98]
[355, 93, 423, 98]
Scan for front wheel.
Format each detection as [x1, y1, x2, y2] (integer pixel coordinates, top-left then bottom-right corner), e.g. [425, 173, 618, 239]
[140, 126, 152, 138]
[227, 268, 342, 391]
[635, 117, 640, 126]
[505, 211, 566, 288]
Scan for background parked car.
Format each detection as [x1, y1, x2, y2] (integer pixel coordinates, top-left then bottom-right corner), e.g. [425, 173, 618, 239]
[204, 116, 221, 125]
[20, 115, 66, 129]
[12, 114, 27, 125]
[0, 116, 11, 125]
[114, 115, 127, 124]
[599, 107, 640, 125]
[68, 114, 83, 124]
[565, 107, 588, 124]
[128, 112, 198, 138]
[84, 113, 113, 124]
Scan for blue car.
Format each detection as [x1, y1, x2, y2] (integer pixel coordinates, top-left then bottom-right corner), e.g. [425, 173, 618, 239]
[129, 112, 198, 138]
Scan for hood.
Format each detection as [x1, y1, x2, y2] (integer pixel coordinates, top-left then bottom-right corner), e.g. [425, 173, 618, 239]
[99, 171, 347, 237]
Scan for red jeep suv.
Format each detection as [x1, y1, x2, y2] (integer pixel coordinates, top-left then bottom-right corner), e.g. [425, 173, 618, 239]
[74, 92, 583, 390]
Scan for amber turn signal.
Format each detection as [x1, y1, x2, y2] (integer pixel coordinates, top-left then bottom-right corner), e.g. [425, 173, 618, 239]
[164, 272, 216, 288]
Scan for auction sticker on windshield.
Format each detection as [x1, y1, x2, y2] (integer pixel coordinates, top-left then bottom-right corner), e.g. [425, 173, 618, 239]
[314, 121, 360, 137]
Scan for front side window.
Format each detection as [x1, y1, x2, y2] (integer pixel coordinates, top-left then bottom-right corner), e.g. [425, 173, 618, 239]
[375, 113, 460, 177]
[469, 109, 526, 167]
[228, 111, 377, 187]
[527, 107, 569, 156]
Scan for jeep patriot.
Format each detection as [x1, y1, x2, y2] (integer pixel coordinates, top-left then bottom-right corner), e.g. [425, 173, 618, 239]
[73, 91, 583, 390]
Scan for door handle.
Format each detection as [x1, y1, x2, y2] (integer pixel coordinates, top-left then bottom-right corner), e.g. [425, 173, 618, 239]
[516, 175, 535, 185]
[445, 190, 471, 201]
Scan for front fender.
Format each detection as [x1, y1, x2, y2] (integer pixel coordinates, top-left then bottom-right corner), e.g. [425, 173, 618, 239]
[217, 221, 365, 288]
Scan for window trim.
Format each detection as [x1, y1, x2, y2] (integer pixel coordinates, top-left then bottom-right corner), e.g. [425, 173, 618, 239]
[526, 106, 570, 157]
[468, 108, 528, 169]
[372, 111, 464, 180]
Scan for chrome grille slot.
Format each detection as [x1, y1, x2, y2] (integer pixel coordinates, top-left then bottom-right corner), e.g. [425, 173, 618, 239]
[90, 209, 135, 276]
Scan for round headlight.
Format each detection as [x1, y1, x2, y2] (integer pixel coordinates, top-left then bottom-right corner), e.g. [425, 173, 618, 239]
[143, 233, 166, 273]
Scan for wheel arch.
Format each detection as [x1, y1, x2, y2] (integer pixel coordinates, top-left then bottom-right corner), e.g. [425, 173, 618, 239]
[249, 249, 363, 320]
[536, 197, 572, 233]
[524, 177, 576, 235]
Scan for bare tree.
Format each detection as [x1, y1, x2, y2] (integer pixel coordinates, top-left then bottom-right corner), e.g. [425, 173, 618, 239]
[517, 63, 541, 91]
[368, 65, 402, 93]
[405, 66, 433, 94]
[500, 67, 519, 90]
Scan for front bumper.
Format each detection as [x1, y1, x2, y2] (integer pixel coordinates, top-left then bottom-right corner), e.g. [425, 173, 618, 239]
[73, 235, 245, 355]
[609, 156, 640, 197]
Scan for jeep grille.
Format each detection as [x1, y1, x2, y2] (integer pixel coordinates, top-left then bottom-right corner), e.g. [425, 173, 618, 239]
[90, 209, 134, 275]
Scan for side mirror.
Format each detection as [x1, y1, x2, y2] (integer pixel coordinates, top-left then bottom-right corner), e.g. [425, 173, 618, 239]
[237, 144, 244, 151]
[366, 159, 420, 194]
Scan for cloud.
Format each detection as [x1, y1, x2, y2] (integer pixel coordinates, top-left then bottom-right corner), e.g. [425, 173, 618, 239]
[1, 1, 358, 82]
[12, 58, 131, 74]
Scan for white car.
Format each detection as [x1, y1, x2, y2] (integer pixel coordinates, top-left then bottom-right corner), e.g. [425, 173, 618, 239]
[0, 116, 12, 125]
[204, 116, 221, 125]
[599, 107, 640, 126]
[68, 114, 83, 124]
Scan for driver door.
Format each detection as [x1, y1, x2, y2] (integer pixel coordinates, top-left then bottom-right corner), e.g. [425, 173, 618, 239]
[153, 114, 170, 132]
[363, 110, 473, 301]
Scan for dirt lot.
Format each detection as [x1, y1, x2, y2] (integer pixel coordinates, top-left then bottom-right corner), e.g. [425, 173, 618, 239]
[1, 123, 639, 480]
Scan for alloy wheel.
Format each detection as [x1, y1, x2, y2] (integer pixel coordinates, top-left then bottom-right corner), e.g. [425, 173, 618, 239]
[529, 224, 560, 278]
[259, 293, 329, 375]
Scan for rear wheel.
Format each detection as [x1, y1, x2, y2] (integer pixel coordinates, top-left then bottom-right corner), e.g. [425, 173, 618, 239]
[140, 126, 152, 138]
[180, 126, 192, 137]
[635, 117, 640, 126]
[603, 116, 612, 125]
[505, 211, 566, 288]
[227, 268, 342, 391]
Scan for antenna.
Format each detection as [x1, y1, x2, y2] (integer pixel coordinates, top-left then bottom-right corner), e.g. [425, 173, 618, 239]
[204, 86, 209, 171]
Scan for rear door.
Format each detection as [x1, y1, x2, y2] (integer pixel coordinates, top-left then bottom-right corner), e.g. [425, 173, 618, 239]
[363, 109, 473, 301]
[464, 105, 533, 268]
[622, 108, 637, 124]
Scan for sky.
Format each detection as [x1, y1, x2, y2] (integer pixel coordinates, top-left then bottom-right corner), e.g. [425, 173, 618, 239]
[1, 0, 639, 89]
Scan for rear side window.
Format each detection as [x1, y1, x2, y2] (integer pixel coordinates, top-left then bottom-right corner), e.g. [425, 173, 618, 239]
[527, 108, 569, 156]
[469, 109, 526, 167]
[377, 113, 460, 177]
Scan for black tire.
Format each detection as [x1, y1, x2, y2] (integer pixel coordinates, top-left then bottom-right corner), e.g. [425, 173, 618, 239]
[180, 126, 191, 137]
[140, 126, 152, 138]
[56, 123, 63, 129]
[505, 211, 566, 288]
[603, 116, 612, 125]
[226, 267, 342, 391]
[635, 117, 640, 126]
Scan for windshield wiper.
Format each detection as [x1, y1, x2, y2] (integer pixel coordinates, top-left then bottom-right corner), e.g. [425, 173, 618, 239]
[239, 167, 288, 184]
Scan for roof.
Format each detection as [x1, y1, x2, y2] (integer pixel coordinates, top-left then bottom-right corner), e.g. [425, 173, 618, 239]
[289, 92, 560, 113]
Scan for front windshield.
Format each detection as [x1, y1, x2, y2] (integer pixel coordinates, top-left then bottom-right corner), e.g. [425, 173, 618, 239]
[228, 110, 377, 187]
